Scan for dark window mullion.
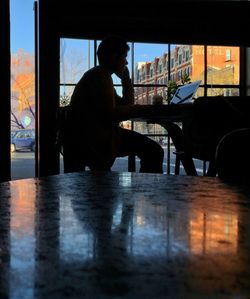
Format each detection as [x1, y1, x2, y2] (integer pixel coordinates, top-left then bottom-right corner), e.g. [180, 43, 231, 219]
[94, 39, 97, 66]
[240, 46, 246, 96]
[131, 42, 134, 85]
[204, 45, 207, 96]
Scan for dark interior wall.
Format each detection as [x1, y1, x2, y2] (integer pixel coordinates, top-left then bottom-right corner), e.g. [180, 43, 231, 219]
[0, 0, 11, 181]
[38, 0, 60, 176]
[38, 0, 250, 176]
[42, 1, 250, 46]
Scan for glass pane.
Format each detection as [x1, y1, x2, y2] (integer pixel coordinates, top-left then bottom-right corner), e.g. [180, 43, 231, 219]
[60, 38, 95, 85]
[170, 44, 205, 85]
[134, 42, 169, 66]
[134, 85, 167, 105]
[133, 121, 167, 137]
[11, 50, 36, 180]
[190, 45, 205, 84]
[10, 0, 36, 181]
[134, 42, 168, 103]
[60, 38, 95, 107]
[206, 88, 239, 97]
[134, 43, 205, 104]
[207, 46, 240, 85]
[60, 86, 74, 107]
[196, 86, 205, 98]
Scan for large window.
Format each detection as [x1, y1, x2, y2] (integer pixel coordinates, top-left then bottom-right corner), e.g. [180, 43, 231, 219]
[59, 39, 241, 174]
[60, 40, 240, 104]
[206, 46, 240, 96]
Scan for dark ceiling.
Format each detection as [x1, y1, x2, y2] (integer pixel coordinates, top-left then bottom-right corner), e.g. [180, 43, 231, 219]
[39, 1, 250, 46]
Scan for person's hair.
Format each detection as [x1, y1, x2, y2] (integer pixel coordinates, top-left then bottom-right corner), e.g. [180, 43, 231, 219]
[97, 35, 129, 65]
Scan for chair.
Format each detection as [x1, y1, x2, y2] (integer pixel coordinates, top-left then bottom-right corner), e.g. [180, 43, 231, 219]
[159, 121, 198, 176]
[183, 96, 250, 176]
[173, 150, 209, 175]
[163, 96, 250, 176]
[216, 128, 250, 182]
[173, 149, 185, 175]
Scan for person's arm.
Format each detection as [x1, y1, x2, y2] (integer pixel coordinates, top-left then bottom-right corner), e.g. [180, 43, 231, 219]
[95, 68, 150, 123]
[120, 67, 134, 105]
[115, 66, 134, 105]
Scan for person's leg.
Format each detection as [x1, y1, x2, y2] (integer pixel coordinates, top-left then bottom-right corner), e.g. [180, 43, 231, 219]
[116, 128, 164, 173]
[63, 141, 112, 173]
[62, 142, 87, 173]
[87, 154, 113, 171]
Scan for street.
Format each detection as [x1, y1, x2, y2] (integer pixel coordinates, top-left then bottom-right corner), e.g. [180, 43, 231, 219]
[11, 147, 206, 180]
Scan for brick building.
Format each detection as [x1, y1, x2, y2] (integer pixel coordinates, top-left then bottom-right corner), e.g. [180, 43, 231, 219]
[135, 45, 240, 104]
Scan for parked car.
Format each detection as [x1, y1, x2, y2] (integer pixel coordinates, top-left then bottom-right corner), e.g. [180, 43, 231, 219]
[11, 130, 17, 138]
[11, 129, 35, 152]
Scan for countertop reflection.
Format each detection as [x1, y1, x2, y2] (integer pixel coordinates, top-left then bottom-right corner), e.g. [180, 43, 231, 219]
[0, 171, 250, 298]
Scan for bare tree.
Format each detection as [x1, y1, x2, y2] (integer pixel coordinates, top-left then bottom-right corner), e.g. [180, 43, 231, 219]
[60, 39, 88, 106]
[11, 50, 35, 130]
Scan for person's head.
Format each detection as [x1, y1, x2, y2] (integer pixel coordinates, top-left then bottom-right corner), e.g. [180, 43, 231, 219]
[97, 35, 129, 74]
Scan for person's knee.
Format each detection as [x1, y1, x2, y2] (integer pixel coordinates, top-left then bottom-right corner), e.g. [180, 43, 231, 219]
[143, 140, 164, 163]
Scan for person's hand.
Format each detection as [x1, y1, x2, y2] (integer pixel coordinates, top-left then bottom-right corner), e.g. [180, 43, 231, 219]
[116, 66, 130, 82]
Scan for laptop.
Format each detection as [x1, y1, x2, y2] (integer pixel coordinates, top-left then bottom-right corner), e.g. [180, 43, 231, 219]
[170, 80, 201, 105]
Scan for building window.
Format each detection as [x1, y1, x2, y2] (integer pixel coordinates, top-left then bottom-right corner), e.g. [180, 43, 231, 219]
[178, 54, 182, 65]
[226, 49, 231, 61]
[171, 58, 174, 69]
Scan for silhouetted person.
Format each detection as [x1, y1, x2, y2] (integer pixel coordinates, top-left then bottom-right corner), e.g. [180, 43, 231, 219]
[61, 36, 164, 173]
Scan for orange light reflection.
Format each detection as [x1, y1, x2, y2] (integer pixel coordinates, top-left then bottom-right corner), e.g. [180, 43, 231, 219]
[189, 211, 238, 255]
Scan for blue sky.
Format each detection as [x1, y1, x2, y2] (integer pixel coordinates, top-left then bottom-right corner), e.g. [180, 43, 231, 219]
[10, 0, 35, 53]
[10, 0, 170, 65]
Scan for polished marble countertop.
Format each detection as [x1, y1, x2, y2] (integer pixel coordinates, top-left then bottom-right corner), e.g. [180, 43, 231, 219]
[0, 171, 250, 298]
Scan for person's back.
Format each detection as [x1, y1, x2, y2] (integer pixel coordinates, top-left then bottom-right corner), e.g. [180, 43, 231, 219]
[70, 66, 114, 123]
[68, 65, 121, 169]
